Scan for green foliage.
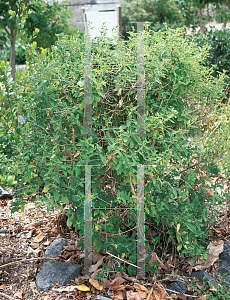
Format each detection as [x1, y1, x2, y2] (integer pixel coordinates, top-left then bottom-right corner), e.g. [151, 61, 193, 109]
[0, 60, 27, 157]
[187, 28, 230, 78]
[120, 0, 185, 39]
[215, 5, 230, 25]
[0, 0, 75, 75]
[1, 26, 230, 266]
[0, 38, 26, 64]
[190, 276, 230, 299]
[25, 0, 75, 49]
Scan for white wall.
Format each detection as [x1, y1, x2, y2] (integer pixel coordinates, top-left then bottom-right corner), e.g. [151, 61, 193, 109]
[66, 0, 119, 31]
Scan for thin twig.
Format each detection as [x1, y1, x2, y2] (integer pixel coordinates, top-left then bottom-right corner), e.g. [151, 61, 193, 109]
[0, 257, 56, 269]
[166, 288, 199, 298]
[106, 252, 140, 269]
[0, 291, 15, 300]
[129, 171, 136, 197]
[146, 286, 154, 300]
[72, 128, 75, 161]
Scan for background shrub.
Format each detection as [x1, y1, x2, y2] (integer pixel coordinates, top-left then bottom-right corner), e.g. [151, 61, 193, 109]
[187, 28, 230, 78]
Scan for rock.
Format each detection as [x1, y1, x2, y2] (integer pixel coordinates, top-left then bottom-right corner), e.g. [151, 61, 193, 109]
[45, 238, 67, 258]
[0, 186, 13, 200]
[218, 238, 230, 286]
[167, 281, 188, 296]
[185, 270, 220, 288]
[36, 261, 82, 291]
[167, 270, 219, 296]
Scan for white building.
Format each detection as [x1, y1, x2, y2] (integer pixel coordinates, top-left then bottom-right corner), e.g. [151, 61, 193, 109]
[66, 0, 119, 31]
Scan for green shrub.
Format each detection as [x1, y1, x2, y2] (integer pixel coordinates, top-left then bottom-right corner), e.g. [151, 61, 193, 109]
[187, 28, 230, 78]
[1, 26, 230, 270]
[0, 39, 26, 65]
[25, 0, 75, 50]
[0, 60, 27, 157]
[120, 0, 185, 40]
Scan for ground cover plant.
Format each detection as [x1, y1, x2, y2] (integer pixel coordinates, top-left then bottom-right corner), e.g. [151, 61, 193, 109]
[0, 25, 230, 275]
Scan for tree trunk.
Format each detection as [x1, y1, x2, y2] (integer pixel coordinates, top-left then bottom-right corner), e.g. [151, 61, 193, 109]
[199, 3, 209, 36]
[10, 34, 16, 81]
[199, 7, 204, 35]
[222, 0, 230, 10]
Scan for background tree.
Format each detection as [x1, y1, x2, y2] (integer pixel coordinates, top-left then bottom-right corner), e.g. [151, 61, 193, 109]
[175, 0, 230, 34]
[0, 0, 74, 80]
[121, 0, 230, 38]
[120, 0, 185, 39]
[25, 0, 74, 50]
[0, 0, 29, 80]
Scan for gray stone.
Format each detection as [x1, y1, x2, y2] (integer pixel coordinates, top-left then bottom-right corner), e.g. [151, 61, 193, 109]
[185, 270, 220, 288]
[0, 186, 13, 200]
[36, 261, 82, 291]
[218, 238, 230, 286]
[45, 238, 68, 258]
[167, 281, 188, 296]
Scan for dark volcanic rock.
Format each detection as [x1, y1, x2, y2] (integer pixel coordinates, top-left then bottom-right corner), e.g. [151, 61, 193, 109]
[45, 238, 68, 258]
[36, 261, 83, 291]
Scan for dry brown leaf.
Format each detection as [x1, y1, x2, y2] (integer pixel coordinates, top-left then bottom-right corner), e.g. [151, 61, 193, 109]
[197, 296, 207, 300]
[134, 283, 149, 299]
[166, 294, 178, 299]
[203, 188, 214, 198]
[194, 240, 224, 271]
[118, 99, 123, 108]
[30, 282, 37, 295]
[126, 290, 142, 300]
[88, 251, 104, 264]
[89, 279, 103, 291]
[76, 284, 90, 291]
[91, 269, 100, 280]
[148, 252, 165, 269]
[151, 283, 167, 300]
[122, 273, 136, 282]
[177, 294, 186, 300]
[33, 232, 44, 243]
[109, 276, 125, 288]
[25, 265, 33, 278]
[65, 245, 76, 251]
[209, 285, 217, 292]
[113, 290, 125, 300]
[89, 256, 104, 273]
[24, 221, 47, 230]
[0, 284, 6, 289]
[112, 285, 126, 292]
[30, 242, 39, 249]
[53, 285, 77, 292]
[14, 291, 23, 299]
[134, 283, 149, 292]
[102, 278, 111, 289]
[106, 153, 116, 165]
[196, 281, 205, 290]
[66, 256, 76, 264]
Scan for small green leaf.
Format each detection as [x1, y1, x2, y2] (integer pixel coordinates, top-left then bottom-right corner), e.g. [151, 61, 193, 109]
[11, 207, 18, 213]
[96, 239, 102, 252]
[177, 244, 182, 251]
[61, 196, 69, 204]
[42, 186, 50, 193]
[186, 223, 196, 232]
[53, 134, 59, 141]
[98, 90, 104, 97]
[67, 217, 73, 227]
